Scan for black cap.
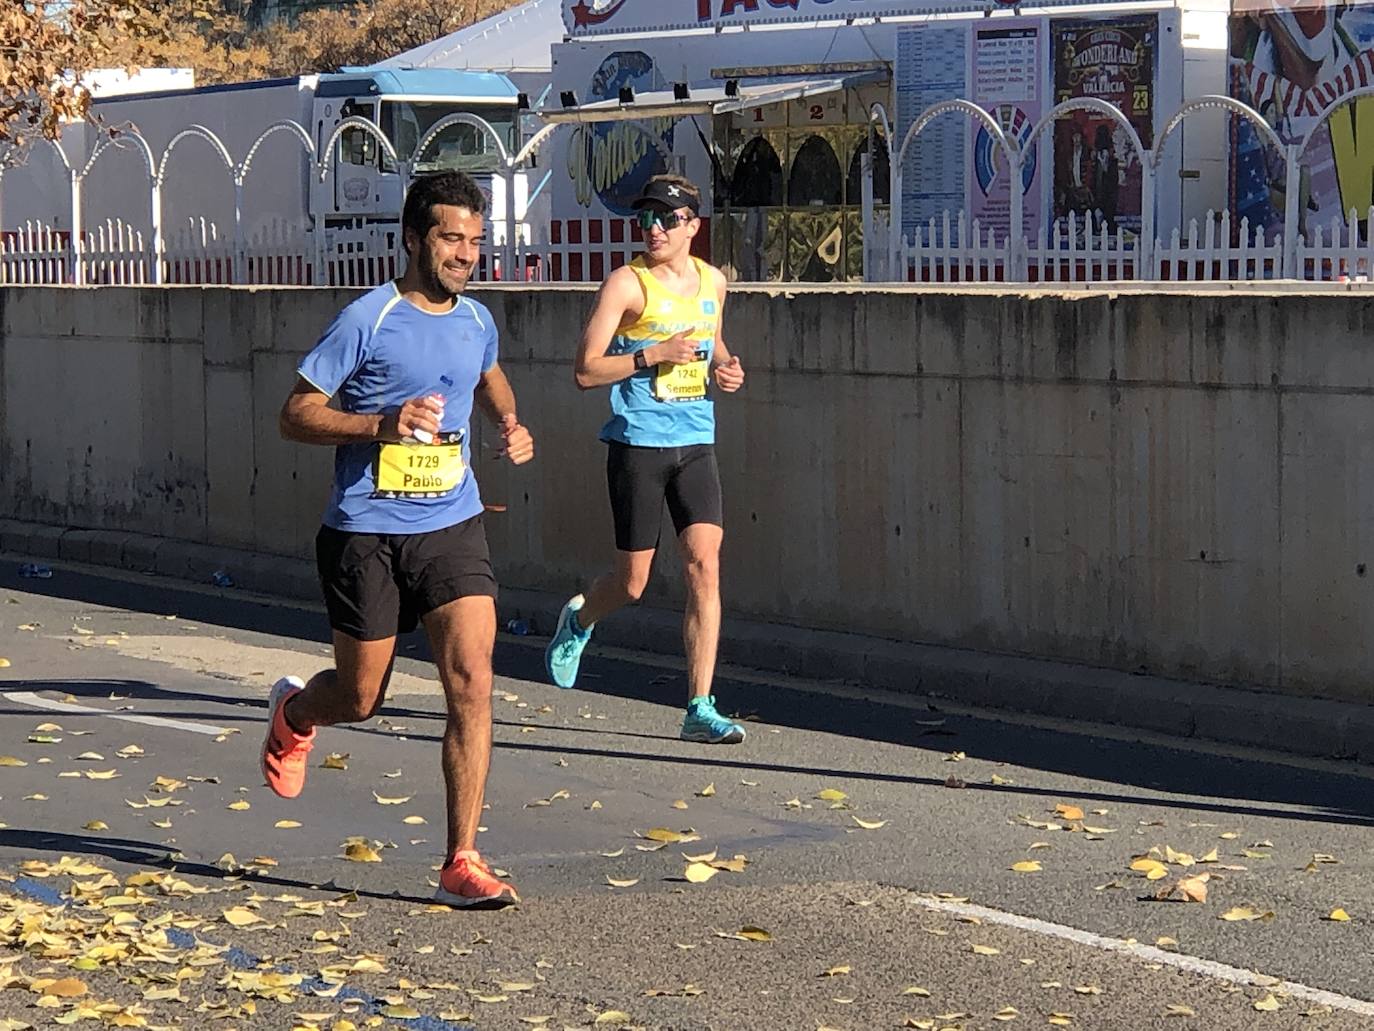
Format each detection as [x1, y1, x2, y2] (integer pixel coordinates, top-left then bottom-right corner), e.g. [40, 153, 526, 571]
[631, 178, 700, 215]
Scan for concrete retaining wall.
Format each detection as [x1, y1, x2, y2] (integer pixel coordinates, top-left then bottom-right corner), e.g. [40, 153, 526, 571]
[3, 283, 1373, 704]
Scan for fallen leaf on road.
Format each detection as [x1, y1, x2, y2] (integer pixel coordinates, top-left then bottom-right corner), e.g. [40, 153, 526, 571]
[600, 848, 625, 858]
[945, 751, 966, 762]
[83, 770, 119, 780]
[900, 986, 931, 997]
[343, 842, 382, 863]
[697, 783, 716, 797]
[1164, 1003, 1195, 1017]
[993, 1007, 1019, 1021]
[1048, 1014, 1073, 1025]
[672, 800, 689, 810]
[1074, 985, 1102, 995]
[684, 862, 717, 884]
[606, 876, 639, 888]
[715, 926, 771, 942]
[499, 982, 535, 992]
[227, 800, 250, 811]
[222, 907, 262, 927]
[1219, 907, 1273, 922]
[815, 788, 848, 802]
[971, 945, 1000, 956]
[1011, 861, 1042, 873]
[321, 753, 348, 770]
[710, 855, 749, 873]
[115, 745, 143, 758]
[852, 817, 888, 830]
[0, 757, 27, 767]
[1131, 858, 1169, 881]
[1325, 908, 1352, 922]
[903, 1021, 935, 1030]
[83, 820, 109, 831]
[381, 1004, 421, 1019]
[820, 965, 850, 977]
[683, 849, 717, 863]
[1055, 804, 1085, 821]
[1253, 994, 1281, 1012]
[373, 793, 412, 805]
[593, 1011, 632, 1025]
[274, 820, 301, 829]
[402, 815, 426, 825]
[641, 828, 700, 844]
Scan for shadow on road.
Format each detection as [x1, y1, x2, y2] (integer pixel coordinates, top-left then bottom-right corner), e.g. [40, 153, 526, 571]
[6, 562, 1374, 831]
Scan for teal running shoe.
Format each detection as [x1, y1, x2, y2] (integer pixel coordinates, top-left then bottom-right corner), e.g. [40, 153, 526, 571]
[680, 695, 746, 744]
[545, 594, 592, 689]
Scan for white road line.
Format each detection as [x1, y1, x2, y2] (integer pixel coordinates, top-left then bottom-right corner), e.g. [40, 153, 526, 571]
[3, 691, 232, 738]
[909, 894, 1374, 1017]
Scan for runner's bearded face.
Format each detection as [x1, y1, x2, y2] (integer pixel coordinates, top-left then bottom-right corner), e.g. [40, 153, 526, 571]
[416, 204, 484, 298]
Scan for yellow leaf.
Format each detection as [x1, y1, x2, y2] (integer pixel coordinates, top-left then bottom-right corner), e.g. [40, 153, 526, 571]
[904, 1021, 935, 1030]
[402, 815, 426, 825]
[671, 800, 689, 810]
[1253, 994, 1281, 1012]
[380, 1005, 420, 1019]
[227, 800, 250, 811]
[994, 1007, 1019, 1021]
[852, 816, 888, 830]
[697, 783, 716, 797]
[820, 965, 850, 977]
[815, 788, 848, 802]
[83, 820, 109, 831]
[605, 876, 639, 888]
[1011, 861, 1042, 873]
[498, 982, 535, 992]
[737, 926, 772, 942]
[321, 753, 348, 770]
[275, 820, 302, 829]
[971, 944, 1000, 956]
[0, 756, 29, 767]
[1165, 1004, 1196, 1017]
[44, 978, 87, 998]
[343, 842, 382, 863]
[710, 855, 749, 873]
[81, 769, 119, 780]
[900, 986, 931, 997]
[221, 907, 262, 927]
[1219, 907, 1273, 922]
[684, 862, 718, 884]
[600, 848, 625, 858]
[642, 828, 699, 843]
[594, 1011, 632, 1025]
[1055, 804, 1085, 821]
[0, 659, 9, 668]
[372, 792, 412, 805]
[1326, 908, 1352, 922]
[682, 849, 717, 863]
[1199, 848, 1219, 863]
[1048, 1014, 1073, 1026]
[1177, 874, 1210, 903]
[1130, 858, 1169, 880]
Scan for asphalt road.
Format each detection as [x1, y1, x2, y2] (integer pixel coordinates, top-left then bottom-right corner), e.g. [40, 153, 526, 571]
[2, 558, 1373, 1030]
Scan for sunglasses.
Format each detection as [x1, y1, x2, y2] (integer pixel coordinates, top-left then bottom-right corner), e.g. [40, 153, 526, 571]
[636, 209, 691, 232]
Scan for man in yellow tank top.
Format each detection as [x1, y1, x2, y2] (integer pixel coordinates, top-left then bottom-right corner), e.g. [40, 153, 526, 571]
[545, 174, 749, 744]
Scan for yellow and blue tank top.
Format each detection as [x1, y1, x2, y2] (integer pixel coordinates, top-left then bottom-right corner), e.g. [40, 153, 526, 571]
[600, 256, 718, 447]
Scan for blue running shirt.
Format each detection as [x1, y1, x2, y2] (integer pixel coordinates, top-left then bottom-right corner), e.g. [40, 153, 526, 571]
[298, 282, 498, 534]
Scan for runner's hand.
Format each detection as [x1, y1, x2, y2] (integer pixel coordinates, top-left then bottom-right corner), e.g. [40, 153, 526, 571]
[713, 355, 745, 392]
[649, 333, 699, 366]
[499, 413, 535, 466]
[379, 395, 443, 442]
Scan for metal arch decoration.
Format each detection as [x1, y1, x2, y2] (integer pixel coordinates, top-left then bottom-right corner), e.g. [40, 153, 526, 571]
[157, 125, 235, 187]
[413, 112, 512, 170]
[898, 98, 1016, 168]
[1026, 96, 1149, 173]
[41, 138, 74, 173]
[317, 117, 399, 183]
[81, 131, 157, 182]
[238, 120, 315, 183]
[512, 122, 567, 169]
[1152, 94, 1283, 169]
[1296, 83, 1374, 158]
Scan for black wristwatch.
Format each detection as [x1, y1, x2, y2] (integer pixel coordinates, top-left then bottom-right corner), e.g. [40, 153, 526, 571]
[633, 350, 648, 371]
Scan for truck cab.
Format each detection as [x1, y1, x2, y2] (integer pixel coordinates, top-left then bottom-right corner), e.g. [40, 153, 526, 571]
[309, 68, 526, 236]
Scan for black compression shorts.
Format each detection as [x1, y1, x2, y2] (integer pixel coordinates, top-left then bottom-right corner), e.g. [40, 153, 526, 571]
[315, 514, 497, 641]
[605, 441, 723, 552]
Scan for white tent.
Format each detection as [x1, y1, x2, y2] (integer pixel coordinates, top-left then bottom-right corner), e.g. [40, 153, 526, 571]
[373, 0, 562, 97]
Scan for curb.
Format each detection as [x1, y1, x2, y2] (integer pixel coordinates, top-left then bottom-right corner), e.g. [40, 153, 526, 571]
[3, 517, 1373, 764]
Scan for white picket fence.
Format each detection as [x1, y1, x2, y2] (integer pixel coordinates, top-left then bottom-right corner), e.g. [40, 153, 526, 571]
[889, 207, 1355, 284]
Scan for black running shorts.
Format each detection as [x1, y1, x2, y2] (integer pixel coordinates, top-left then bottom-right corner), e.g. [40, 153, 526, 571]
[606, 441, 723, 552]
[315, 514, 497, 641]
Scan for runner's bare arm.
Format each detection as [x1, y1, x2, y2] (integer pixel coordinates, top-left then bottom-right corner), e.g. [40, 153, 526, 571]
[573, 266, 692, 388]
[279, 377, 440, 445]
[709, 269, 745, 392]
[476, 364, 535, 465]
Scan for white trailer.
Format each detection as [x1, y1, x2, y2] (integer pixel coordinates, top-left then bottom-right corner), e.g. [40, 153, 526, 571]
[534, 0, 1235, 281]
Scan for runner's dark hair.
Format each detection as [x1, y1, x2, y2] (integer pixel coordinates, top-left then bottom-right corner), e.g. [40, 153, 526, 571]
[402, 172, 488, 253]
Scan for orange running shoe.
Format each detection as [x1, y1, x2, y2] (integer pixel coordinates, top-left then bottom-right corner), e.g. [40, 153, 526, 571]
[261, 676, 314, 798]
[434, 850, 519, 907]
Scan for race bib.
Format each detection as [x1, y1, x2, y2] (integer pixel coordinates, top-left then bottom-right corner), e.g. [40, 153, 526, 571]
[652, 350, 709, 403]
[373, 431, 466, 500]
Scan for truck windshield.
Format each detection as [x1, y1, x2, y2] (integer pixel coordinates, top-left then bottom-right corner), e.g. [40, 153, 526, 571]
[381, 101, 515, 173]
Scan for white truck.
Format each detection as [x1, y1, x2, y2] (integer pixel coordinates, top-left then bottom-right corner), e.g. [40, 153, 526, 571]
[1, 66, 533, 270]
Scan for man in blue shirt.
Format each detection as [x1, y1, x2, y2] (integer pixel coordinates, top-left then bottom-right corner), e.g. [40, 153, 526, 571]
[267, 171, 533, 908]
